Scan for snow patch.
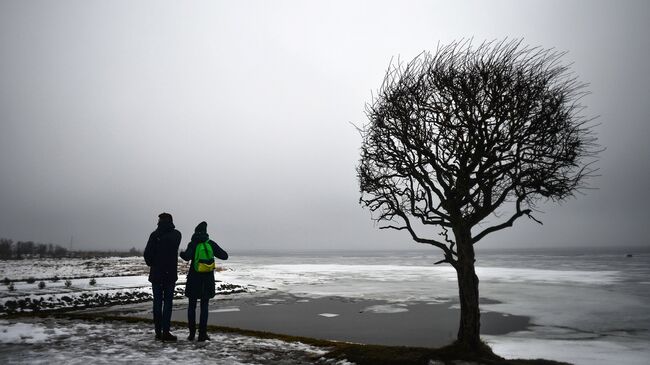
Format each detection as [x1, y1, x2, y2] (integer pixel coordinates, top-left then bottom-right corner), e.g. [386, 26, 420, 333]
[210, 306, 240, 313]
[0, 320, 70, 344]
[0, 318, 341, 364]
[363, 304, 408, 314]
[486, 334, 650, 365]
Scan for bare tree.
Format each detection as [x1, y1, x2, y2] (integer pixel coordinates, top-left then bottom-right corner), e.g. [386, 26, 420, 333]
[357, 39, 599, 352]
[15, 241, 34, 259]
[0, 239, 12, 259]
[35, 243, 48, 257]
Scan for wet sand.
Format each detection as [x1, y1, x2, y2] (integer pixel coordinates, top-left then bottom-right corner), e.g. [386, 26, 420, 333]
[169, 293, 529, 348]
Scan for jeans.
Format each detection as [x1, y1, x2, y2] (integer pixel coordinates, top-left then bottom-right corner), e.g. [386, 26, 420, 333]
[188, 297, 209, 332]
[152, 282, 175, 333]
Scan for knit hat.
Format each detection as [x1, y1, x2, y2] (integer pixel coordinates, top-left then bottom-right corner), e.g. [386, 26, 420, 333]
[195, 221, 207, 233]
[158, 212, 173, 223]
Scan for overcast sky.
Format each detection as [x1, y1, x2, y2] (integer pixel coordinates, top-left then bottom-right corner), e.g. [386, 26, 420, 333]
[1, 0, 649, 252]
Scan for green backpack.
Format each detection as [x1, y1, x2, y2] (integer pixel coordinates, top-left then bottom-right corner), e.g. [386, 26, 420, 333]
[194, 240, 215, 273]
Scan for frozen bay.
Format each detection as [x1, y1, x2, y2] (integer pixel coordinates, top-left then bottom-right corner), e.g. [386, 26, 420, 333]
[214, 248, 650, 365]
[1, 248, 648, 364]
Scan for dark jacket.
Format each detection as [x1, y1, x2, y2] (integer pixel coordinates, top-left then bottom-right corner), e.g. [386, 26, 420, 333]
[144, 221, 182, 284]
[180, 231, 228, 299]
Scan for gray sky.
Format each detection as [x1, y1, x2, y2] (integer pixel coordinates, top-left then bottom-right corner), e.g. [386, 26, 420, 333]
[1, 0, 649, 251]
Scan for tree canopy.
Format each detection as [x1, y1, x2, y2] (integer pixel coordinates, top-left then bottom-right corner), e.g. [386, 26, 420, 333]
[358, 39, 599, 263]
[357, 39, 599, 350]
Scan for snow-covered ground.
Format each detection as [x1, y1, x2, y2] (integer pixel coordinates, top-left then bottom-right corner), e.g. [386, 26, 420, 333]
[0, 317, 351, 365]
[0, 257, 150, 280]
[0, 259, 246, 314]
[0, 257, 353, 364]
[0, 274, 245, 314]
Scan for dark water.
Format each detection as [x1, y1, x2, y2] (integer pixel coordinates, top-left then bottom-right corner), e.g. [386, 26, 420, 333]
[171, 292, 529, 347]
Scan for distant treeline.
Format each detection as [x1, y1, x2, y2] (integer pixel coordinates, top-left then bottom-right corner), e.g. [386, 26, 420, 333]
[0, 238, 142, 260]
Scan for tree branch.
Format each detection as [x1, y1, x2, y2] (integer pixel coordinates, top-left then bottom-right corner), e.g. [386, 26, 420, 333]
[472, 197, 539, 244]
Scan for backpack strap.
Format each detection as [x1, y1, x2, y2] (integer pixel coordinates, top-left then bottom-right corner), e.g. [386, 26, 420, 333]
[201, 240, 210, 259]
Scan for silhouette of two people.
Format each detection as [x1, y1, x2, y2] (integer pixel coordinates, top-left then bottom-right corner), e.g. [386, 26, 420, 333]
[144, 213, 228, 342]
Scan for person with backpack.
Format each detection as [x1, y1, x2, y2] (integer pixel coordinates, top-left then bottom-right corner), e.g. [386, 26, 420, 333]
[144, 212, 182, 341]
[179, 221, 228, 341]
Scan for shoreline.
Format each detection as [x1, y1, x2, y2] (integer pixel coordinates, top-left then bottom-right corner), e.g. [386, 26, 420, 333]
[0, 314, 568, 365]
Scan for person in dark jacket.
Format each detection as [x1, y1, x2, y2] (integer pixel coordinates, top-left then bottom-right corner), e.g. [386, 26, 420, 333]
[179, 221, 228, 341]
[144, 212, 182, 341]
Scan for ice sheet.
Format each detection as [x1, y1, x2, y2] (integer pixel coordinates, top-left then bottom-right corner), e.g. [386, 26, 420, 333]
[216, 253, 649, 365]
[486, 333, 650, 365]
[217, 263, 622, 302]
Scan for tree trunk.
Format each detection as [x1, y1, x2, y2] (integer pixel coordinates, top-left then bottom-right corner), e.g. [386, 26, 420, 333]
[454, 226, 481, 351]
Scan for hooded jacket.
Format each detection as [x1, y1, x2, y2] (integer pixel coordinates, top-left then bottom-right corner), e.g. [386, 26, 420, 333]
[180, 222, 228, 299]
[144, 220, 182, 284]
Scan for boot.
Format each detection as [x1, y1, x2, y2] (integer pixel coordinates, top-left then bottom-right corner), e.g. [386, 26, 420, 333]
[161, 331, 177, 342]
[197, 331, 211, 342]
[187, 325, 196, 341]
[154, 319, 162, 341]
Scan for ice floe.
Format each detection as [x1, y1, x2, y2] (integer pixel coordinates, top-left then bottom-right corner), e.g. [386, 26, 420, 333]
[210, 306, 241, 313]
[362, 304, 408, 314]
